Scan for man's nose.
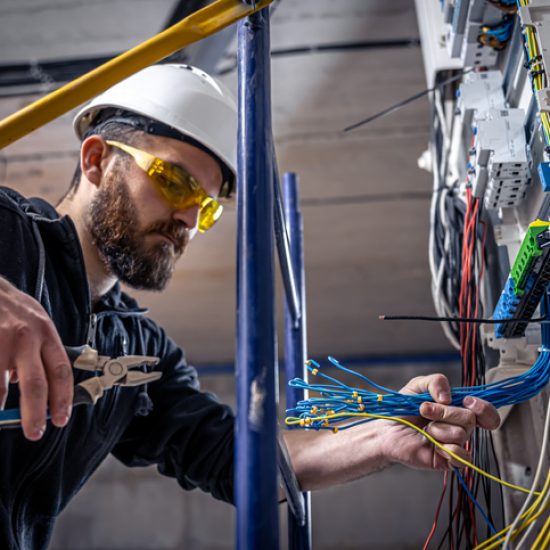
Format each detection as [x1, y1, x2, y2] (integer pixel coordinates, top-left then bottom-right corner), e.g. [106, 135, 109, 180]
[172, 204, 200, 230]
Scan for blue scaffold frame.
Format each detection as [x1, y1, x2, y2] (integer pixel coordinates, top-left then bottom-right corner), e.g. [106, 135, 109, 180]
[235, 4, 311, 548]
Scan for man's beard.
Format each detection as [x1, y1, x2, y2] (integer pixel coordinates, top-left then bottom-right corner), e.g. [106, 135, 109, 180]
[89, 169, 189, 290]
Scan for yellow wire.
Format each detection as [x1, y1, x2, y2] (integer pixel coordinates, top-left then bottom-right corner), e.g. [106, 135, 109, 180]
[474, 496, 550, 549]
[541, 520, 550, 549]
[533, 513, 550, 548]
[542, 112, 550, 144]
[473, 413, 550, 549]
[286, 413, 539, 495]
[521, 7, 550, 146]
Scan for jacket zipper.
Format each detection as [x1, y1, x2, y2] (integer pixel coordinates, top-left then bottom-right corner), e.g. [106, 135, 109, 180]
[87, 313, 97, 346]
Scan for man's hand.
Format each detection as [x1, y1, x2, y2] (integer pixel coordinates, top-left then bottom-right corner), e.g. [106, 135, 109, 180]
[0, 277, 73, 440]
[382, 373, 501, 471]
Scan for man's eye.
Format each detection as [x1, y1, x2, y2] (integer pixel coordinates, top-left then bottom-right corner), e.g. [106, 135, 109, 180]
[158, 175, 187, 195]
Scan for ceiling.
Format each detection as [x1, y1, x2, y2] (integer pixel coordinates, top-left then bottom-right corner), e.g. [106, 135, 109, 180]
[0, 0, 455, 368]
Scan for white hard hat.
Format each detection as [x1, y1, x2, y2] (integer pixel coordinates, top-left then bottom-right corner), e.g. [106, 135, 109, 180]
[73, 64, 237, 195]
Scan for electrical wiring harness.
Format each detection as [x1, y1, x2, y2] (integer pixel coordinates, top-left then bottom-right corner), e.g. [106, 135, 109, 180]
[493, 220, 550, 338]
[285, 352, 550, 429]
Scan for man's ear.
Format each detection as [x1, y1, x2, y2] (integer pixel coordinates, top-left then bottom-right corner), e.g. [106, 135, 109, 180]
[80, 135, 109, 187]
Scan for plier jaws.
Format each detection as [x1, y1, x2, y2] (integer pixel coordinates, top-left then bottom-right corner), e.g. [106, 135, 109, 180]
[0, 345, 162, 428]
[70, 346, 161, 406]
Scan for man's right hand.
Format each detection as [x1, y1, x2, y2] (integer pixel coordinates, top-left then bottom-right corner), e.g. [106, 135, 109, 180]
[0, 277, 73, 440]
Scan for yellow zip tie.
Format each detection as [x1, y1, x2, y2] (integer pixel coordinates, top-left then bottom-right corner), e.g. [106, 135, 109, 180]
[377, 394, 383, 402]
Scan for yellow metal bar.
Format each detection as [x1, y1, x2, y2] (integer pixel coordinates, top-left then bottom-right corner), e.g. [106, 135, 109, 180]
[0, 0, 273, 149]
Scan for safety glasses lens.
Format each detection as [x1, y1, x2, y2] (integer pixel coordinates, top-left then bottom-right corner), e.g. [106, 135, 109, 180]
[198, 197, 223, 232]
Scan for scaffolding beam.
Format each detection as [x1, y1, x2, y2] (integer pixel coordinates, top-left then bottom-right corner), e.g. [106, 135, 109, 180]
[0, 0, 272, 149]
[283, 172, 312, 550]
[235, 6, 279, 549]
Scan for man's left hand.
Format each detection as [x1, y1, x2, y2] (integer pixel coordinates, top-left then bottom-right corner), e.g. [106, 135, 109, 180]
[381, 373, 501, 471]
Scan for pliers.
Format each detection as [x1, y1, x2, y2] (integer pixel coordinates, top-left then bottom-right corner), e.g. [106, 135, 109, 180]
[0, 345, 161, 429]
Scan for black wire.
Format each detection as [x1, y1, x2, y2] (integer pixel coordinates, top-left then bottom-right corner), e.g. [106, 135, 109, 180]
[301, 191, 431, 207]
[343, 69, 473, 133]
[379, 314, 548, 324]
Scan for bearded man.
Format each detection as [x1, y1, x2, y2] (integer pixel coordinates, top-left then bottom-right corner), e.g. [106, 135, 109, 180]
[0, 64, 500, 549]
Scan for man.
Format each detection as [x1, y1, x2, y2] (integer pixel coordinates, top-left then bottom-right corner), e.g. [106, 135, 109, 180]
[0, 64, 500, 548]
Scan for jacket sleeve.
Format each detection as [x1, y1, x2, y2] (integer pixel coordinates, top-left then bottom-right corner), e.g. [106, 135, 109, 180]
[110, 320, 235, 504]
[0, 189, 40, 294]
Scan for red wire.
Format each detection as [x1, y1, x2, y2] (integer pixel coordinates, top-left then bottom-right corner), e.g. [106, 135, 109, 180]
[455, 188, 487, 543]
[423, 472, 449, 550]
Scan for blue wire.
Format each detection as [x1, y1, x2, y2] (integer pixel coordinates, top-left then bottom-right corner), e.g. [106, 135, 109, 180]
[453, 467, 497, 536]
[286, 349, 550, 427]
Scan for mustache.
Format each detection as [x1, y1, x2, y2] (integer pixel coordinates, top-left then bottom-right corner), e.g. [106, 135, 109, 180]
[144, 221, 189, 252]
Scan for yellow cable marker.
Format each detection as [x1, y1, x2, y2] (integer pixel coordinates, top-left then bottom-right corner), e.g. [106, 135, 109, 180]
[377, 394, 383, 402]
[311, 368, 318, 375]
[0, 0, 273, 149]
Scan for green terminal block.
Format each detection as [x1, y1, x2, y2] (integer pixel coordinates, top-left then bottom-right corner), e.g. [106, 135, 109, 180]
[511, 220, 550, 295]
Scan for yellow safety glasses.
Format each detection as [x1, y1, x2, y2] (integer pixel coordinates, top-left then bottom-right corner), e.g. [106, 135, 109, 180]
[106, 140, 223, 232]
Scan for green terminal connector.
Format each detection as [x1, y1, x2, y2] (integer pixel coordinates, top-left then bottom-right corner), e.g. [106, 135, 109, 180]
[511, 220, 550, 295]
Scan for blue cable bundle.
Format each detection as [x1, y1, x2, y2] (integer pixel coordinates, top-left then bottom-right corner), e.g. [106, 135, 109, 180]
[288, 293, 550, 430]
[483, 18, 514, 42]
[286, 349, 550, 430]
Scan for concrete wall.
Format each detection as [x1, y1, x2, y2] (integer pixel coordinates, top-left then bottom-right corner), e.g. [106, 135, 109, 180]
[50, 361, 460, 549]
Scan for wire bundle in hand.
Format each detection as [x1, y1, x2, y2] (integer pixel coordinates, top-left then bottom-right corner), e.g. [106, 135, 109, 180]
[285, 352, 550, 429]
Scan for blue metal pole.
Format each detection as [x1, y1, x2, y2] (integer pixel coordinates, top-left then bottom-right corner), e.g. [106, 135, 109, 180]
[273, 160, 301, 327]
[283, 172, 312, 549]
[235, 7, 279, 550]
